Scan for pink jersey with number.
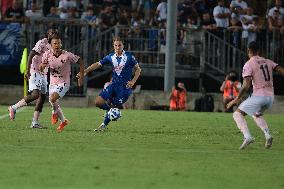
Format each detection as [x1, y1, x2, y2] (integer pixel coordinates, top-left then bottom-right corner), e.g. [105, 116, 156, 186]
[42, 50, 80, 85]
[31, 38, 51, 74]
[242, 56, 278, 96]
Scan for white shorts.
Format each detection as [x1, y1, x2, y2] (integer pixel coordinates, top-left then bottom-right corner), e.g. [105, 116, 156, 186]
[28, 72, 48, 94]
[238, 95, 274, 116]
[49, 83, 69, 98]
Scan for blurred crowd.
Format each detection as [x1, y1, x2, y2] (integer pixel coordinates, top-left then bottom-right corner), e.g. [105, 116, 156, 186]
[0, 0, 284, 49]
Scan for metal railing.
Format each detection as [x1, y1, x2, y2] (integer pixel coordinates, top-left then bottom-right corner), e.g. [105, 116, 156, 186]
[25, 18, 284, 95]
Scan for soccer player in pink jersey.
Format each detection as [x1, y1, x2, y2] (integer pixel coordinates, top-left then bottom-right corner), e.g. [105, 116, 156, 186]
[8, 29, 58, 129]
[40, 34, 84, 132]
[227, 42, 284, 150]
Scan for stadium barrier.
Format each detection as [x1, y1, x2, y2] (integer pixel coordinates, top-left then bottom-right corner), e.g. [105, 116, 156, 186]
[22, 18, 284, 95]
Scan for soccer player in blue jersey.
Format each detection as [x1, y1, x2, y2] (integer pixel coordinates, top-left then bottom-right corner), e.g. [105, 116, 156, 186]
[78, 37, 142, 131]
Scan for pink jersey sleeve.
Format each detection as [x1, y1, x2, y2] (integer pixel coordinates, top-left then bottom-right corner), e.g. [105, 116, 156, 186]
[32, 38, 46, 54]
[242, 61, 253, 78]
[268, 59, 278, 70]
[41, 51, 50, 65]
[67, 52, 80, 64]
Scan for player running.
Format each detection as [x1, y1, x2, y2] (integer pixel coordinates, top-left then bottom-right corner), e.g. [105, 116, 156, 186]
[77, 37, 141, 132]
[39, 34, 84, 132]
[8, 29, 58, 129]
[227, 41, 284, 150]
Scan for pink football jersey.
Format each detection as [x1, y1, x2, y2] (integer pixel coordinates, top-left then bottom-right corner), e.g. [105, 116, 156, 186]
[42, 50, 80, 85]
[242, 56, 278, 96]
[31, 38, 51, 74]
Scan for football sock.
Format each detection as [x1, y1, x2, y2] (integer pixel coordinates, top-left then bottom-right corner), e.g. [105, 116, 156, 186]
[253, 116, 271, 139]
[100, 103, 110, 111]
[103, 114, 111, 126]
[57, 106, 66, 122]
[233, 111, 252, 139]
[50, 100, 59, 114]
[33, 111, 40, 123]
[12, 99, 27, 111]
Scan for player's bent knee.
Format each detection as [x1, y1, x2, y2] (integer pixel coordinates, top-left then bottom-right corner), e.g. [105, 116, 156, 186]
[95, 96, 106, 107]
[49, 93, 59, 103]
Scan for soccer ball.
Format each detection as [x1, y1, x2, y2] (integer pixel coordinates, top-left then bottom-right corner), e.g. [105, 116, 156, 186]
[108, 108, 121, 121]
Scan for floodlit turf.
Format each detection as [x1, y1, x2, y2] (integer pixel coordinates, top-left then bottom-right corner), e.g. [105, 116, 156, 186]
[0, 105, 284, 189]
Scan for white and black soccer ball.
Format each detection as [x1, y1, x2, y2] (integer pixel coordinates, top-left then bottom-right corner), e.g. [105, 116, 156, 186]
[108, 108, 121, 121]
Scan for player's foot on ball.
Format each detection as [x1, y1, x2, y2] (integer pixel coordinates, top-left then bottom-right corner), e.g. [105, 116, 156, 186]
[30, 123, 46, 129]
[239, 137, 254, 150]
[265, 137, 273, 149]
[8, 106, 16, 120]
[57, 119, 68, 132]
[51, 113, 58, 125]
[94, 123, 106, 132]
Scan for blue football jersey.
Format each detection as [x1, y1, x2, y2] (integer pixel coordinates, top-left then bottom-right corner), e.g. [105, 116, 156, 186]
[99, 51, 138, 85]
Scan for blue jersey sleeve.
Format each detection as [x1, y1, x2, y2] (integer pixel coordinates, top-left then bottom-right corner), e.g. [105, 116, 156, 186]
[99, 54, 111, 66]
[130, 54, 138, 67]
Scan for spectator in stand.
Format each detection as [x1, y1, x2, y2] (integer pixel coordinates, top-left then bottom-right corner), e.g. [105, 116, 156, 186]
[137, 0, 155, 23]
[246, 17, 261, 44]
[99, 5, 116, 31]
[1, 0, 13, 19]
[117, 8, 130, 26]
[46, 6, 60, 18]
[230, 0, 248, 21]
[82, 7, 98, 36]
[25, 2, 42, 19]
[220, 71, 241, 112]
[194, 0, 209, 17]
[58, 0, 77, 19]
[156, 0, 167, 22]
[268, 8, 284, 33]
[205, 0, 218, 13]
[4, 0, 25, 22]
[42, 0, 56, 17]
[228, 17, 242, 47]
[268, 0, 284, 19]
[268, 0, 284, 33]
[169, 82, 187, 111]
[178, 0, 197, 25]
[240, 7, 256, 47]
[213, 0, 231, 32]
[200, 11, 217, 32]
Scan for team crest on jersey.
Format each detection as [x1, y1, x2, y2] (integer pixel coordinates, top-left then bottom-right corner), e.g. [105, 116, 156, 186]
[111, 54, 127, 76]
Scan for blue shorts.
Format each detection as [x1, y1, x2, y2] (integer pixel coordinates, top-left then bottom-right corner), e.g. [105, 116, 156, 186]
[99, 83, 132, 107]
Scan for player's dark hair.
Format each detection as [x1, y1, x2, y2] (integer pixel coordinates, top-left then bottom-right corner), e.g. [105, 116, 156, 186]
[48, 33, 61, 44]
[113, 37, 124, 44]
[248, 41, 259, 54]
[47, 28, 59, 43]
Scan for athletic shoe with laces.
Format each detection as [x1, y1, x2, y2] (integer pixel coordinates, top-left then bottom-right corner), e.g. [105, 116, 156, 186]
[56, 119, 68, 132]
[265, 137, 273, 149]
[94, 123, 106, 132]
[8, 106, 16, 120]
[239, 137, 254, 150]
[30, 123, 46, 129]
[51, 113, 58, 125]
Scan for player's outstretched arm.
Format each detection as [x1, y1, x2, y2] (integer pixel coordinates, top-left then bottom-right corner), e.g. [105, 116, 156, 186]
[77, 58, 84, 87]
[227, 77, 252, 109]
[275, 66, 284, 76]
[76, 62, 102, 79]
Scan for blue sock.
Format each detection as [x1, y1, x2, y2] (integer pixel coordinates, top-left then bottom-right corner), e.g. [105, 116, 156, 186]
[103, 114, 111, 126]
[100, 103, 110, 111]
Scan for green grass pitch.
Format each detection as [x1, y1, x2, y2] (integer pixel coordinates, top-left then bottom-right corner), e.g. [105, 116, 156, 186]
[0, 105, 284, 189]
